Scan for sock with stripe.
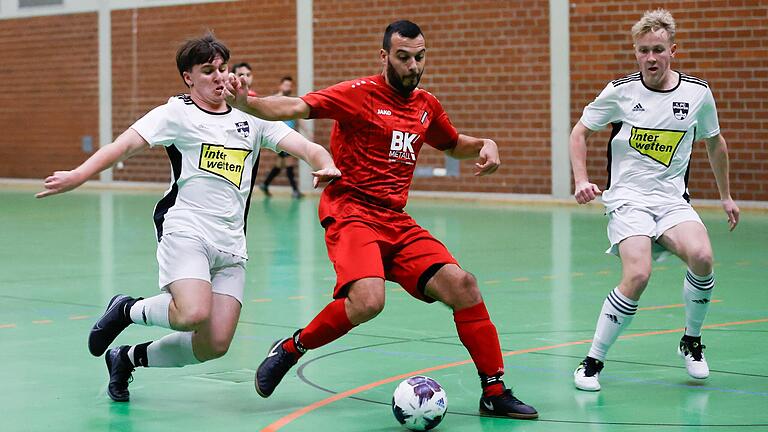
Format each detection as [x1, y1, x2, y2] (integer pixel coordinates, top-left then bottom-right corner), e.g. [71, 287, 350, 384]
[683, 269, 714, 337]
[127, 332, 201, 368]
[291, 298, 355, 351]
[587, 287, 638, 361]
[453, 302, 505, 397]
[129, 293, 172, 329]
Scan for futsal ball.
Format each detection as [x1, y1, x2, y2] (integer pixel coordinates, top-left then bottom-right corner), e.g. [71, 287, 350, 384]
[391, 376, 447, 431]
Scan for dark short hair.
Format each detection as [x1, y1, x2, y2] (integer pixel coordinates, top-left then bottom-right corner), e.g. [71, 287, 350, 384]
[176, 32, 230, 81]
[281, 76, 293, 82]
[382, 20, 423, 52]
[232, 62, 252, 73]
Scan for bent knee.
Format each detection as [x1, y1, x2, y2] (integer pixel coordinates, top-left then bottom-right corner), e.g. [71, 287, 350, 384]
[688, 249, 714, 274]
[174, 307, 211, 329]
[441, 271, 482, 308]
[356, 297, 385, 321]
[624, 270, 651, 291]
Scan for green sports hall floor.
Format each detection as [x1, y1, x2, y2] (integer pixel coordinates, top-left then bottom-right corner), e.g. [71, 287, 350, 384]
[1, 186, 766, 432]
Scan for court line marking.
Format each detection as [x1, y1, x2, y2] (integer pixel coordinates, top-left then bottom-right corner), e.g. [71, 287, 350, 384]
[638, 299, 722, 311]
[261, 317, 768, 432]
[32, 320, 53, 324]
[0, 324, 16, 329]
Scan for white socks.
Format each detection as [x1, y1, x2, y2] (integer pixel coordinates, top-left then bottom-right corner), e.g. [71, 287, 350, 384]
[587, 287, 638, 361]
[129, 293, 172, 329]
[131, 332, 201, 368]
[683, 269, 714, 337]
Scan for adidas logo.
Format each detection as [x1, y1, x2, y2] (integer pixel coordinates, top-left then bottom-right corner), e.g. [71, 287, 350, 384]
[604, 313, 619, 324]
[632, 103, 645, 112]
[692, 298, 710, 304]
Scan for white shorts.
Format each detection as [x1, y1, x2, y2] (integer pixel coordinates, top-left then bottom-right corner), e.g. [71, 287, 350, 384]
[606, 202, 704, 259]
[156, 231, 247, 304]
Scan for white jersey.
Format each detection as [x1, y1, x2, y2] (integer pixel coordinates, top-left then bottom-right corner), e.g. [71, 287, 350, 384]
[580, 71, 720, 212]
[131, 94, 292, 258]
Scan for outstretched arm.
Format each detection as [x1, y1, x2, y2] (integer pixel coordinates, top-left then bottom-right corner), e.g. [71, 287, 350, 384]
[36, 128, 149, 198]
[704, 133, 739, 231]
[445, 134, 500, 176]
[569, 121, 602, 204]
[276, 131, 341, 188]
[225, 74, 310, 121]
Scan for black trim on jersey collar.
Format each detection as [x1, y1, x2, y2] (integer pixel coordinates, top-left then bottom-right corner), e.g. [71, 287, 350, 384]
[188, 96, 231, 115]
[640, 70, 681, 93]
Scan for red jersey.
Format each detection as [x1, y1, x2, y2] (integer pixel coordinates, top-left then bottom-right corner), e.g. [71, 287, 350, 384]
[301, 74, 458, 219]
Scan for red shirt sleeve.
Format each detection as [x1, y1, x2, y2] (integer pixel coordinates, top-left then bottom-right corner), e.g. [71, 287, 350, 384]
[424, 99, 459, 151]
[300, 80, 364, 122]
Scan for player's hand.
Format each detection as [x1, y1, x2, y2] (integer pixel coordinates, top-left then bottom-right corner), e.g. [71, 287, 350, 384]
[312, 167, 342, 188]
[574, 180, 602, 204]
[36, 170, 85, 198]
[474, 139, 500, 176]
[224, 73, 249, 109]
[721, 197, 739, 231]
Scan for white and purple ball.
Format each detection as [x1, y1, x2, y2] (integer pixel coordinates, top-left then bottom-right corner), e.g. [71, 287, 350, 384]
[391, 376, 448, 431]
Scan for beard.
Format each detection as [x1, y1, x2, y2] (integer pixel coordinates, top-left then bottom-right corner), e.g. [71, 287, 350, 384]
[386, 60, 422, 96]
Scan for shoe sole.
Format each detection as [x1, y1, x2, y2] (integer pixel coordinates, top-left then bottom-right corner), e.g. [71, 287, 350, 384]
[677, 347, 709, 379]
[105, 350, 129, 402]
[574, 383, 601, 392]
[479, 407, 538, 420]
[89, 295, 130, 357]
[254, 339, 285, 398]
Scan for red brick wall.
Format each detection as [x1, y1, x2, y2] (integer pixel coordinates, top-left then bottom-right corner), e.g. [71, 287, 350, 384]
[570, 1, 768, 201]
[313, 0, 551, 194]
[2, 1, 766, 201]
[111, 0, 297, 183]
[0, 13, 98, 179]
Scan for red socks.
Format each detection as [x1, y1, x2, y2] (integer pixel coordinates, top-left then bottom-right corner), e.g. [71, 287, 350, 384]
[454, 302, 505, 397]
[292, 298, 354, 350]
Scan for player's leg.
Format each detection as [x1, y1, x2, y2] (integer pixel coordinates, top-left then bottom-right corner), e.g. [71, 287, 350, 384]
[261, 157, 284, 196]
[284, 156, 303, 198]
[104, 278, 213, 402]
[575, 235, 650, 391]
[255, 219, 384, 398]
[420, 264, 537, 419]
[658, 219, 713, 379]
[89, 231, 210, 356]
[101, 232, 218, 402]
[384, 219, 537, 419]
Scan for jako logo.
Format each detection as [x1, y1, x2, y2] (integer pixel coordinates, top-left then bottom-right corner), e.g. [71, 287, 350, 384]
[377, 108, 392, 116]
[389, 130, 418, 162]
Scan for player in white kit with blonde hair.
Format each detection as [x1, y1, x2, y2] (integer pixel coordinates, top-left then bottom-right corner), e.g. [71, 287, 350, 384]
[37, 32, 340, 402]
[569, 9, 740, 391]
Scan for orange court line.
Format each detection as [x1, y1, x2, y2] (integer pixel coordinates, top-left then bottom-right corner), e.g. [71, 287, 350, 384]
[261, 316, 768, 432]
[0, 324, 16, 329]
[32, 320, 53, 324]
[638, 299, 722, 311]
[69, 315, 91, 320]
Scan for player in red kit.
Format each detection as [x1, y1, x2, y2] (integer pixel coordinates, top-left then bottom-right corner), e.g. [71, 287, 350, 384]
[225, 20, 537, 419]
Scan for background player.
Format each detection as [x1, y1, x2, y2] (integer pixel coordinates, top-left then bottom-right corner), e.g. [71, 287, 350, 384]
[259, 76, 304, 198]
[37, 33, 340, 402]
[225, 20, 538, 419]
[232, 62, 258, 97]
[569, 9, 739, 391]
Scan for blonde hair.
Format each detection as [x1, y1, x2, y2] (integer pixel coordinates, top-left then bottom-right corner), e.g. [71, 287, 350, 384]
[631, 9, 676, 42]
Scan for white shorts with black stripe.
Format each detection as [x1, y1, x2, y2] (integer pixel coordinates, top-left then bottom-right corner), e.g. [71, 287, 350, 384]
[156, 231, 246, 304]
[606, 202, 704, 260]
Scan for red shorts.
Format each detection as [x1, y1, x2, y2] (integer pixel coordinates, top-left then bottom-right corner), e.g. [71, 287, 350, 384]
[323, 210, 458, 303]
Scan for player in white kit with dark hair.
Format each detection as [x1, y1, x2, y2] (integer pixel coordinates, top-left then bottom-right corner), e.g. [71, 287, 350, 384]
[37, 32, 340, 402]
[569, 9, 739, 391]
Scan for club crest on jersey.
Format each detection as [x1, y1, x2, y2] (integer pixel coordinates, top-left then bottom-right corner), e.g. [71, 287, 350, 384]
[629, 127, 686, 167]
[235, 121, 250, 138]
[389, 130, 418, 165]
[199, 143, 252, 187]
[672, 102, 689, 120]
